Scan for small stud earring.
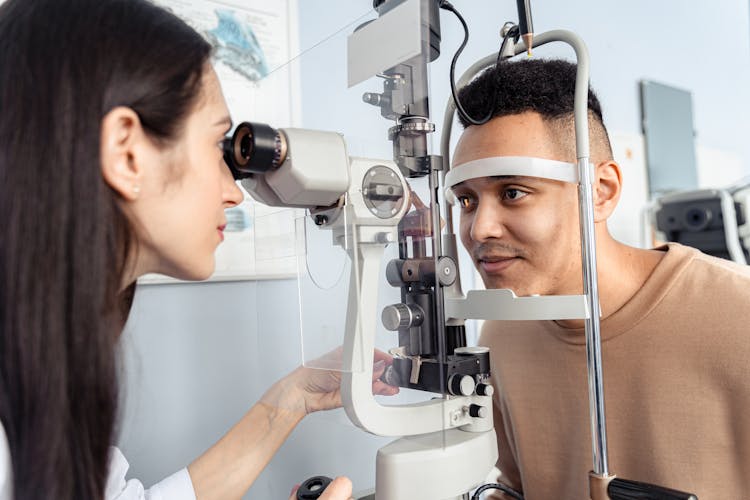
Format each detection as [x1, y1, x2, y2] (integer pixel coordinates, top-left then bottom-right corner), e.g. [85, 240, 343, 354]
[133, 185, 141, 195]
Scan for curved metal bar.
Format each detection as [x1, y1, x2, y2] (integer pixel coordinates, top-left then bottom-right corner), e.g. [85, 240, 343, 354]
[439, 29, 610, 476]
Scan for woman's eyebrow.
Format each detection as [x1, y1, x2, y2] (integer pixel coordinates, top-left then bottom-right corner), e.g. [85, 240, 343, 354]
[214, 116, 233, 130]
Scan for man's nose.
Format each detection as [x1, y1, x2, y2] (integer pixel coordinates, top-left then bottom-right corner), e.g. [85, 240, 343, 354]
[469, 199, 505, 242]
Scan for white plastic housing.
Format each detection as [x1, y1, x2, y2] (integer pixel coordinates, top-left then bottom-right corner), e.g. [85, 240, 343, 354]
[242, 128, 350, 208]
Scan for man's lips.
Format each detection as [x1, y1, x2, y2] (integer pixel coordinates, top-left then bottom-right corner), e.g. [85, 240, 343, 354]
[477, 254, 520, 273]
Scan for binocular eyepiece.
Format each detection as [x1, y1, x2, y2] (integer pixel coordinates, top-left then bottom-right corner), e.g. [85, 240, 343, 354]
[223, 122, 288, 180]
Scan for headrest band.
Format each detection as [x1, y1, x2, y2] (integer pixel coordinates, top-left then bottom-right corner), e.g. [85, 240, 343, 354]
[444, 156, 592, 204]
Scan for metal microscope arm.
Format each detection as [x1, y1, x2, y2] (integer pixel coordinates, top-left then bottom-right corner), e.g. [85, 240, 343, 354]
[340, 242, 493, 437]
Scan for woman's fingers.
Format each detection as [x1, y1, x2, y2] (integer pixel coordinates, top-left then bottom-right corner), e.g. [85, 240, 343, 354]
[288, 484, 300, 500]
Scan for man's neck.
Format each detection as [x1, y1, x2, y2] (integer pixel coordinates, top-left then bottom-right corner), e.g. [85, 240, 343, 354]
[555, 235, 664, 329]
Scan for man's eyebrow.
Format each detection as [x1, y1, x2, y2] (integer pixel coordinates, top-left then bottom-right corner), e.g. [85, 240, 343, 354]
[490, 175, 522, 180]
[453, 175, 522, 188]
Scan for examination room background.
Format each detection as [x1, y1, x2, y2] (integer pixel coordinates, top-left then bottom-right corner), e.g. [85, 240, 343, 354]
[113, 1, 750, 498]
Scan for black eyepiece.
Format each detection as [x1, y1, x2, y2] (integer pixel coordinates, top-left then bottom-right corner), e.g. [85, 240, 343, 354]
[223, 121, 287, 180]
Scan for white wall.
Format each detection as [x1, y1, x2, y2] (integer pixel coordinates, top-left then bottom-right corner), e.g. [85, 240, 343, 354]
[118, 1, 750, 497]
[119, 280, 394, 498]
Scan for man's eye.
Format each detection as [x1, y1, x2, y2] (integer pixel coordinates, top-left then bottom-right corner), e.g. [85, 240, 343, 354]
[503, 188, 527, 201]
[457, 195, 475, 210]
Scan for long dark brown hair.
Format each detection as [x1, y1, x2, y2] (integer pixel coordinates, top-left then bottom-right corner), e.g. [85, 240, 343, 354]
[0, 0, 211, 497]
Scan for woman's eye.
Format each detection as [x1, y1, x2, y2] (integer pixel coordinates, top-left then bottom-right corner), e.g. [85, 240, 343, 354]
[503, 188, 527, 201]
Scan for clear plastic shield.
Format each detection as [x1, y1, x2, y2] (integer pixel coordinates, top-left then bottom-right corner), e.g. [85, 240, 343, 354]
[295, 203, 366, 373]
[287, 11, 445, 376]
[244, 6, 389, 374]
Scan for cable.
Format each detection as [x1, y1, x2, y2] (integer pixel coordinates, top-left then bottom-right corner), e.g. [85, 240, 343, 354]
[265, 7, 374, 78]
[438, 1, 519, 126]
[471, 482, 525, 500]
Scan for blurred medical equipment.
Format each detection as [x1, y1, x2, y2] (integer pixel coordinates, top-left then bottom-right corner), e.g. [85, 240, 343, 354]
[653, 183, 750, 265]
[639, 81, 699, 198]
[224, 0, 699, 498]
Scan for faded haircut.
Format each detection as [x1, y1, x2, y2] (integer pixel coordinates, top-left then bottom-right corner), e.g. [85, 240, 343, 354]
[457, 58, 613, 163]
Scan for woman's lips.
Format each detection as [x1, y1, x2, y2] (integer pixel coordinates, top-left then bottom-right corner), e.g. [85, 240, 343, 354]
[218, 224, 226, 241]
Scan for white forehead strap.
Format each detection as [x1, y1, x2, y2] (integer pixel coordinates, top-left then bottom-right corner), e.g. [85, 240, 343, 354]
[444, 156, 591, 204]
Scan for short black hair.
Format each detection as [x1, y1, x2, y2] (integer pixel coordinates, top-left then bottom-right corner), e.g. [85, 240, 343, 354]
[457, 58, 613, 161]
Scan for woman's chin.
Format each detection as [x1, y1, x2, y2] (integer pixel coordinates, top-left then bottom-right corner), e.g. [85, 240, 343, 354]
[182, 266, 215, 282]
[162, 258, 215, 282]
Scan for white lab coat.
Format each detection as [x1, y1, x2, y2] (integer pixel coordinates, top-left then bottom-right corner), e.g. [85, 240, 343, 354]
[0, 423, 195, 500]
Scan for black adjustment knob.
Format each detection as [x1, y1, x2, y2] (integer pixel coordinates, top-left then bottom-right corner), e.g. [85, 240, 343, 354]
[476, 383, 494, 397]
[469, 404, 487, 418]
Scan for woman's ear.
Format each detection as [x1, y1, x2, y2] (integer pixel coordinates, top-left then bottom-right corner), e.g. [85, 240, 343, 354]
[100, 106, 146, 201]
[593, 160, 623, 222]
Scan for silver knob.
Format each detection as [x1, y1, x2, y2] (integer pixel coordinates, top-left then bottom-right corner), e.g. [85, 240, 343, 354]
[381, 303, 423, 331]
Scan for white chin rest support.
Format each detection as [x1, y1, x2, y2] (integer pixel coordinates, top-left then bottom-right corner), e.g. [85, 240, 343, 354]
[444, 156, 592, 204]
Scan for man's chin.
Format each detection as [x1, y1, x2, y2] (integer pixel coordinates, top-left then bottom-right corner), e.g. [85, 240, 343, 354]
[480, 274, 536, 296]
[482, 276, 517, 293]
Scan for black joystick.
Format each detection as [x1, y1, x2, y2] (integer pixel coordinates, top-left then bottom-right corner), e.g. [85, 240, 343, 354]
[296, 475, 333, 500]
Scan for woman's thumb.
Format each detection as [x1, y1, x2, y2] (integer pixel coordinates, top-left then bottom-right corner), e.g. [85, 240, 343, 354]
[319, 476, 353, 500]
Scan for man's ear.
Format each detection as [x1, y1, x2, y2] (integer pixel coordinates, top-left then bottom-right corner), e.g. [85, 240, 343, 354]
[100, 106, 146, 201]
[593, 160, 622, 222]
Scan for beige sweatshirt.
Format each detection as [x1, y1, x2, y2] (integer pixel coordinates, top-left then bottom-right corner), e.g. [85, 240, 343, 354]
[479, 243, 750, 500]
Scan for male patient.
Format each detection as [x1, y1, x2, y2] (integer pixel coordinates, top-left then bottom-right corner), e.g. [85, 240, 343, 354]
[451, 59, 750, 499]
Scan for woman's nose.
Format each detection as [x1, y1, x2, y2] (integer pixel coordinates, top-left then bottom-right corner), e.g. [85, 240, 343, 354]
[222, 166, 244, 208]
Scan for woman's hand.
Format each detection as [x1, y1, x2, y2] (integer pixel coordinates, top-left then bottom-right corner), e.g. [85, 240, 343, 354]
[262, 348, 399, 415]
[288, 477, 354, 500]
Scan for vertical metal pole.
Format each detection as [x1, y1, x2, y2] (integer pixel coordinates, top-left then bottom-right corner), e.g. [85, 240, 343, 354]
[577, 157, 609, 476]
[510, 30, 611, 478]
[563, 31, 610, 477]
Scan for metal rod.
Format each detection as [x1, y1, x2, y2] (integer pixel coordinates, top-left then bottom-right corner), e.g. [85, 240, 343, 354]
[577, 158, 608, 476]
[429, 165, 449, 451]
[429, 168, 448, 365]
